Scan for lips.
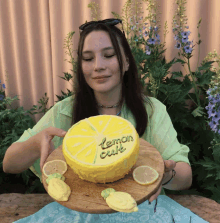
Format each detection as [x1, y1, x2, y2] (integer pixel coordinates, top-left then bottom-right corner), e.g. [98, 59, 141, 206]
[93, 76, 110, 79]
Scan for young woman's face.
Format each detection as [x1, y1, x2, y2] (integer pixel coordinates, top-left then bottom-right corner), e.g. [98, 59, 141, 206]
[81, 30, 129, 95]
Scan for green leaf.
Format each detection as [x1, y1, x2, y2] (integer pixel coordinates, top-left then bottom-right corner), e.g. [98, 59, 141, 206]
[198, 61, 215, 72]
[101, 188, 116, 199]
[196, 69, 216, 87]
[191, 106, 206, 117]
[171, 71, 183, 78]
[174, 58, 187, 65]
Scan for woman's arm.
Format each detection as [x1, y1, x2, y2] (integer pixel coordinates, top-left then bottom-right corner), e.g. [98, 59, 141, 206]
[162, 162, 192, 190]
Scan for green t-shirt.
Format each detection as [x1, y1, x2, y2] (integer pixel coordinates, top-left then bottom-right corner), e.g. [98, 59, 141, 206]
[12, 95, 191, 196]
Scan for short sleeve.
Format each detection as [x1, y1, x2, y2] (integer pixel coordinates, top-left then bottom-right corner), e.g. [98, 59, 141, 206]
[12, 101, 64, 145]
[146, 97, 191, 167]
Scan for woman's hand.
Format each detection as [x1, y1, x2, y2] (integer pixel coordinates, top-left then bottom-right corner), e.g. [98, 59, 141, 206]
[39, 127, 67, 172]
[148, 160, 176, 203]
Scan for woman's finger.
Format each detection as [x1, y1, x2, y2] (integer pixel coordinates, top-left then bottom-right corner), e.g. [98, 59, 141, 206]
[148, 184, 162, 203]
[164, 160, 176, 172]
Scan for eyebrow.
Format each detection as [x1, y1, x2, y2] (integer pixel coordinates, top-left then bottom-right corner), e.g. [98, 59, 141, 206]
[82, 47, 114, 54]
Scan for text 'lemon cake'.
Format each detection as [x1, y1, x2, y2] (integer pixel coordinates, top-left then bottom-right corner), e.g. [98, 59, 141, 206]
[62, 115, 140, 183]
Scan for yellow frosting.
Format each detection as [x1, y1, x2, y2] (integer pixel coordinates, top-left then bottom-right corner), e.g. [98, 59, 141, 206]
[106, 192, 138, 213]
[62, 115, 139, 183]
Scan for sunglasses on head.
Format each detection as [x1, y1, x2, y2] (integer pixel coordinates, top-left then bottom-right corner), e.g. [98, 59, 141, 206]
[79, 18, 125, 35]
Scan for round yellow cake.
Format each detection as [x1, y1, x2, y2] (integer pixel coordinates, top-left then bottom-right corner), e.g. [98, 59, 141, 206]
[62, 115, 139, 183]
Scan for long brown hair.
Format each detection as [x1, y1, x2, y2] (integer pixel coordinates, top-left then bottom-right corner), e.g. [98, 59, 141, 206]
[71, 22, 154, 137]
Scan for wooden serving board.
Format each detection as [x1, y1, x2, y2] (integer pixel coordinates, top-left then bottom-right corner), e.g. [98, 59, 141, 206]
[42, 138, 165, 214]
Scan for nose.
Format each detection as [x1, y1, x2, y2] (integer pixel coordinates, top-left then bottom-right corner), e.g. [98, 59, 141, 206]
[94, 56, 106, 71]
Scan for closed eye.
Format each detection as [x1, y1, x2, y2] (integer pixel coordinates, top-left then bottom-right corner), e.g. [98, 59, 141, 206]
[82, 54, 115, 61]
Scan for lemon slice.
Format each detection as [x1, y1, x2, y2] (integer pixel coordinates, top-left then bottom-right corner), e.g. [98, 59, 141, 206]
[43, 160, 67, 177]
[133, 165, 159, 185]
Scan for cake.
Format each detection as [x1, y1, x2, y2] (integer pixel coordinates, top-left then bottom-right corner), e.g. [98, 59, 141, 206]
[62, 115, 139, 183]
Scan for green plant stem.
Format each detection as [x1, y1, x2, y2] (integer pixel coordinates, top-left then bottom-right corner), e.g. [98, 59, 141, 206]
[197, 41, 200, 70]
[209, 143, 220, 148]
[162, 95, 169, 104]
[187, 57, 200, 107]
[186, 93, 197, 106]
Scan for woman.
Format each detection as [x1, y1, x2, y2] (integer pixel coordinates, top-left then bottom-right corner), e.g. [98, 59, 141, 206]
[3, 18, 192, 222]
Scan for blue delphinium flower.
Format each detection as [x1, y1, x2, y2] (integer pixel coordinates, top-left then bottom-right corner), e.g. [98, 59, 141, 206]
[173, 26, 193, 54]
[155, 33, 160, 40]
[144, 31, 149, 37]
[205, 87, 220, 134]
[0, 80, 6, 101]
[174, 35, 179, 41]
[0, 95, 4, 100]
[184, 45, 192, 54]
[182, 36, 189, 43]
[181, 31, 191, 38]
[154, 26, 158, 32]
[147, 38, 156, 45]
[175, 42, 181, 49]
[145, 45, 151, 55]
[212, 110, 220, 124]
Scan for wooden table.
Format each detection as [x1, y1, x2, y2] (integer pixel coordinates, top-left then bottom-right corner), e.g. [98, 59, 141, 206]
[0, 193, 220, 222]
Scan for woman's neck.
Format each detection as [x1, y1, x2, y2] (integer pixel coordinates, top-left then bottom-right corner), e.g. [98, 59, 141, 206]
[98, 107, 122, 116]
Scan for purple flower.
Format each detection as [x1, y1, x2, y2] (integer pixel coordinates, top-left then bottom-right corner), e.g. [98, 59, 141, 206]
[186, 41, 193, 46]
[174, 35, 179, 40]
[212, 110, 220, 123]
[147, 38, 156, 45]
[181, 31, 191, 38]
[154, 26, 158, 32]
[145, 49, 151, 55]
[207, 106, 218, 119]
[155, 33, 160, 40]
[144, 31, 149, 37]
[206, 88, 220, 133]
[207, 86, 218, 95]
[182, 37, 189, 43]
[2, 84, 6, 89]
[175, 42, 181, 49]
[0, 94, 4, 101]
[209, 119, 219, 133]
[145, 45, 151, 55]
[184, 45, 192, 53]
[205, 102, 216, 110]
